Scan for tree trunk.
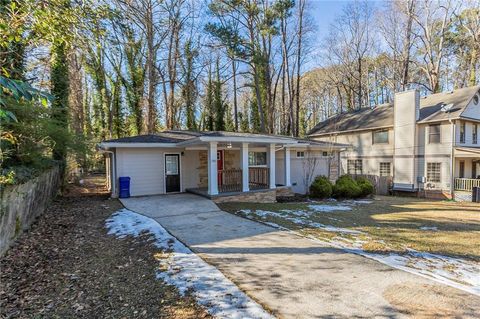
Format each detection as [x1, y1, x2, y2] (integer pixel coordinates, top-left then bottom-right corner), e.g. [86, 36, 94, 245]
[231, 56, 238, 131]
[294, 0, 305, 136]
[50, 41, 69, 163]
[146, 3, 156, 133]
[68, 48, 84, 137]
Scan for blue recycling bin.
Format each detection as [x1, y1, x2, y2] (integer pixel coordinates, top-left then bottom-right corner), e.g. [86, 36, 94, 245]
[119, 176, 131, 198]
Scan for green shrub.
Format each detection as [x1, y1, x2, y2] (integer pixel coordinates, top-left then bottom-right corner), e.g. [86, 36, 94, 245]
[333, 175, 362, 199]
[356, 176, 375, 197]
[309, 176, 333, 199]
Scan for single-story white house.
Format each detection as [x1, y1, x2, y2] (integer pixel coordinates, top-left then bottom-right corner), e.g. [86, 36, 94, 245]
[98, 130, 348, 201]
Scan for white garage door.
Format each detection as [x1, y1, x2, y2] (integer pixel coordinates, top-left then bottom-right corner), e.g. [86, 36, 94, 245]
[116, 148, 164, 196]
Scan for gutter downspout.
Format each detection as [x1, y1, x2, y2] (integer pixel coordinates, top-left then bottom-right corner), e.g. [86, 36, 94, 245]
[449, 119, 455, 199]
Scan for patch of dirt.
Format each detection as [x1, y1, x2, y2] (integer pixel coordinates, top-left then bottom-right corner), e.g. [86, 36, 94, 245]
[0, 176, 210, 319]
[383, 282, 480, 318]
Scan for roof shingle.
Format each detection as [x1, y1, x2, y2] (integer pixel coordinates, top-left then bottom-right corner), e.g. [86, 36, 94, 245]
[309, 86, 480, 136]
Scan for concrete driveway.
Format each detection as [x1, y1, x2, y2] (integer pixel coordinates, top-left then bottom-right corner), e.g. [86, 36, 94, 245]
[121, 194, 480, 318]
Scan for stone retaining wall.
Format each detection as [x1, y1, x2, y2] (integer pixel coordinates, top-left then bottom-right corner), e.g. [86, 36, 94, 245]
[212, 187, 294, 204]
[213, 189, 277, 204]
[276, 186, 295, 197]
[0, 166, 61, 256]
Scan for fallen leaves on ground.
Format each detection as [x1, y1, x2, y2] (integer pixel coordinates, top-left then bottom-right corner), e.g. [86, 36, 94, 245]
[0, 177, 210, 319]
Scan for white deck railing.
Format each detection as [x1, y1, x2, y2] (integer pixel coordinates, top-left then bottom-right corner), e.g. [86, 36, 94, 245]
[454, 178, 480, 191]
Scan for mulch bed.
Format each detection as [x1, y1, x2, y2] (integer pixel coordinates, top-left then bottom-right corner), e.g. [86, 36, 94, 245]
[0, 178, 210, 318]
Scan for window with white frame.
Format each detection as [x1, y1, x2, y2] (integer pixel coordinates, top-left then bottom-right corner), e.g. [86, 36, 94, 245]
[379, 162, 391, 177]
[347, 159, 363, 175]
[248, 151, 267, 166]
[429, 124, 441, 143]
[296, 151, 305, 158]
[473, 124, 478, 144]
[426, 162, 441, 183]
[460, 122, 466, 143]
[372, 130, 389, 144]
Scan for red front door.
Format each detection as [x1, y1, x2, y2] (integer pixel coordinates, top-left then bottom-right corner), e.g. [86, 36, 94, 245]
[217, 150, 224, 186]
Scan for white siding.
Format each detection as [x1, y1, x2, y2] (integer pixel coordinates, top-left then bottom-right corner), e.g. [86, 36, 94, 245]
[455, 120, 480, 147]
[314, 122, 454, 192]
[276, 149, 329, 194]
[316, 130, 394, 178]
[454, 158, 475, 178]
[116, 148, 165, 196]
[182, 150, 201, 189]
[393, 90, 419, 189]
[460, 91, 480, 119]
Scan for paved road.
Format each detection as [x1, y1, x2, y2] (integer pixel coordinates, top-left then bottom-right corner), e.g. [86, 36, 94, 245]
[121, 194, 479, 318]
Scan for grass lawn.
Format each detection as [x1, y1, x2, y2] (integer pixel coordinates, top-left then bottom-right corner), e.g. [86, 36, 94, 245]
[218, 196, 480, 262]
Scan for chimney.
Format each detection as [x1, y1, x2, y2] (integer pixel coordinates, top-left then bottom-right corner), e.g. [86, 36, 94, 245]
[392, 89, 420, 192]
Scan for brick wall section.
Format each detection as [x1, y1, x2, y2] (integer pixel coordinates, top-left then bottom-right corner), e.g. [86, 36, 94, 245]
[198, 150, 239, 188]
[198, 151, 208, 188]
[329, 154, 339, 182]
[223, 150, 238, 169]
[0, 166, 61, 256]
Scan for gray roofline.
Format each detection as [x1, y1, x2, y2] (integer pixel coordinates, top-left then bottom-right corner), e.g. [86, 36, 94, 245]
[98, 142, 179, 149]
[308, 125, 394, 137]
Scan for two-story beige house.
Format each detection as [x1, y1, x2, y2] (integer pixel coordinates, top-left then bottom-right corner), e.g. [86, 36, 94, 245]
[308, 85, 480, 200]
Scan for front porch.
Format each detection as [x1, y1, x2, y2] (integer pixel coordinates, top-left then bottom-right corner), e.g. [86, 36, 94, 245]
[181, 139, 294, 197]
[454, 150, 480, 192]
[189, 167, 271, 194]
[453, 150, 480, 201]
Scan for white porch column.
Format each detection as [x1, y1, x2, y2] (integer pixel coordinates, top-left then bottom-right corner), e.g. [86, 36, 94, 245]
[284, 146, 291, 186]
[207, 142, 218, 195]
[240, 143, 249, 192]
[268, 144, 276, 189]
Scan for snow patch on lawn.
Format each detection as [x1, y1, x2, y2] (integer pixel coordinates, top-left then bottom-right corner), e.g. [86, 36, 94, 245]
[326, 237, 480, 296]
[308, 204, 352, 212]
[420, 226, 438, 231]
[349, 200, 373, 204]
[354, 249, 480, 296]
[240, 209, 361, 234]
[239, 208, 480, 296]
[106, 209, 274, 319]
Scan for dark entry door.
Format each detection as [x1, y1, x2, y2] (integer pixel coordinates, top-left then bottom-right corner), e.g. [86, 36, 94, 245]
[165, 154, 180, 193]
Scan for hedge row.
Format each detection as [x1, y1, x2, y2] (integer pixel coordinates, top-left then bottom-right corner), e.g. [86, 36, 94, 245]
[309, 175, 374, 199]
